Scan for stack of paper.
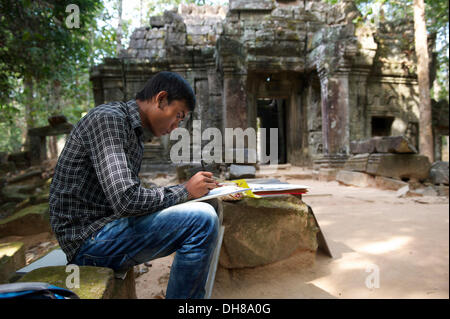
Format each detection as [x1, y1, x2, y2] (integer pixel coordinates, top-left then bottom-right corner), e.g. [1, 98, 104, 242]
[246, 183, 309, 197]
[186, 180, 309, 203]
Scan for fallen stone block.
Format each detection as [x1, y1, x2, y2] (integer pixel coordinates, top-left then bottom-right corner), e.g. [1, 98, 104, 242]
[429, 161, 449, 185]
[17, 265, 136, 299]
[396, 185, 423, 198]
[350, 138, 376, 154]
[0, 186, 31, 203]
[375, 176, 408, 191]
[413, 186, 438, 197]
[6, 168, 43, 184]
[0, 203, 51, 237]
[374, 136, 417, 154]
[366, 153, 431, 181]
[434, 185, 449, 197]
[0, 177, 47, 205]
[0, 242, 26, 283]
[350, 136, 417, 155]
[219, 196, 318, 269]
[336, 170, 375, 188]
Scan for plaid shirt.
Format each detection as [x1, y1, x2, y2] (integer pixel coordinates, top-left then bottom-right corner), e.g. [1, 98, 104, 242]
[49, 99, 189, 263]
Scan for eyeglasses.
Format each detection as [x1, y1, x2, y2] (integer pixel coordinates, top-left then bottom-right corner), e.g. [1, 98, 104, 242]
[176, 111, 192, 127]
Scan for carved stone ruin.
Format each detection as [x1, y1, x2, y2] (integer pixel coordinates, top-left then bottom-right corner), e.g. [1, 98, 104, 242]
[89, 0, 448, 175]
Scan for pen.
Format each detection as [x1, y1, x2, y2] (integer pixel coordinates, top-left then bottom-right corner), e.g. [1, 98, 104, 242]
[201, 159, 206, 170]
[201, 160, 221, 187]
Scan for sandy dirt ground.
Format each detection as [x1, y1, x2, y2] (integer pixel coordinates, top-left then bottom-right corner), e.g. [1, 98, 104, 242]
[135, 172, 449, 299]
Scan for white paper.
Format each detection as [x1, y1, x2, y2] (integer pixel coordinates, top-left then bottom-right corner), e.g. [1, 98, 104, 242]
[189, 186, 251, 202]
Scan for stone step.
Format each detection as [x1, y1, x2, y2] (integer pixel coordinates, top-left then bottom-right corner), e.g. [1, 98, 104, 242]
[375, 176, 408, 191]
[6, 169, 43, 184]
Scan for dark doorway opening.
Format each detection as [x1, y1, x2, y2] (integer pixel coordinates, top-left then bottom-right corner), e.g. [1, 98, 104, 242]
[256, 99, 287, 164]
[371, 116, 394, 137]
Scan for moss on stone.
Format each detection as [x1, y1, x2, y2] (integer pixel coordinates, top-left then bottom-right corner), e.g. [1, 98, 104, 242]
[221, 195, 318, 268]
[18, 266, 115, 299]
[0, 202, 49, 225]
[235, 196, 308, 217]
[0, 241, 24, 258]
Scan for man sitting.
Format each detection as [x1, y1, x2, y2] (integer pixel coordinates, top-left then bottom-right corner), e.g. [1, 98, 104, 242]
[49, 71, 219, 299]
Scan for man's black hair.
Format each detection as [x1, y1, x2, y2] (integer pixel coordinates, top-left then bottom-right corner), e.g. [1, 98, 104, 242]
[135, 71, 196, 111]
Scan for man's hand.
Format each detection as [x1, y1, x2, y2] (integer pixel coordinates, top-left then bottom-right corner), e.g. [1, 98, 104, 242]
[185, 171, 219, 199]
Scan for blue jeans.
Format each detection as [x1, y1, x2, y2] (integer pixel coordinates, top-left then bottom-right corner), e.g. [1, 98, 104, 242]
[72, 202, 219, 299]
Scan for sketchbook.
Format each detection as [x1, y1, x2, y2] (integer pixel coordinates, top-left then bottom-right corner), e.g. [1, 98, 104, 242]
[246, 183, 309, 192]
[248, 183, 309, 197]
[188, 185, 251, 202]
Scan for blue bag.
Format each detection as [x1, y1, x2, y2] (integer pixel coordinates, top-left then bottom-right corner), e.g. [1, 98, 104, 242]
[0, 282, 79, 299]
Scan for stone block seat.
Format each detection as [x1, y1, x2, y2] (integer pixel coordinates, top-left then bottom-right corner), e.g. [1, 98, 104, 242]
[17, 265, 135, 299]
[10, 248, 136, 299]
[218, 179, 332, 269]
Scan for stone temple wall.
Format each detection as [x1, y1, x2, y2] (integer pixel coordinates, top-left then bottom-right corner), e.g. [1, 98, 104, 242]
[90, 0, 435, 169]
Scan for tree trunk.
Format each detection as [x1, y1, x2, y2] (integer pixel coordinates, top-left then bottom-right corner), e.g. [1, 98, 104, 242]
[50, 79, 62, 115]
[413, 0, 434, 162]
[48, 136, 58, 159]
[116, 0, 123, 55]
[48, 79, 62, 159]
[140, 0, 143, 27]
[23, 75, 35, 151]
